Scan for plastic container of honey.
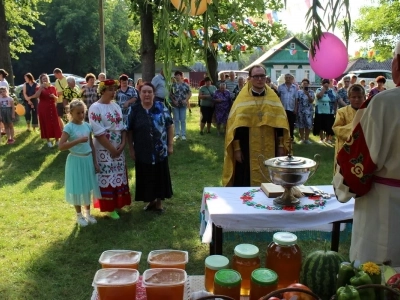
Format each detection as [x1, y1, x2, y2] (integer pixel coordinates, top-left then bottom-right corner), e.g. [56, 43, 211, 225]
[213, 269, 241, 300]
[142, 268, 187, 300]
[147, 249, 188, 270]
[232, 244, 260, 296]
[265, 232, 302, 289]
[93, 268, 139, 300]
[204, 255, 229, 293]
[99, 250, 142, 269]
[249, 268, 278, 300]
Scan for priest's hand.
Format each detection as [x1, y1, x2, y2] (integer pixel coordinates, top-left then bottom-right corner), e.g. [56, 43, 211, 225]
[277, 147, 286, 157]
[234, 150, 243, 163]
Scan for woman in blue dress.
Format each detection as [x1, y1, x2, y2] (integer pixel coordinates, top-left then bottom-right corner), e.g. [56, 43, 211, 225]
[127, 82, 174, 212]
[58, 100, 101, 227]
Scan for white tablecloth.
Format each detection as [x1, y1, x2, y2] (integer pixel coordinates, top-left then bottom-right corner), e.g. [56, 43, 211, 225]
[200, 185, 355, 243]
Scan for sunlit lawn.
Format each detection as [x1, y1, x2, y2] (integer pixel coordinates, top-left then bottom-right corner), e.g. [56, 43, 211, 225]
[0, 107, 350, 299]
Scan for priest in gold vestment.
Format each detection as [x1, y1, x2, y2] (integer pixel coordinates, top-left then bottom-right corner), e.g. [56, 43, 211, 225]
[222, 65, 290, 187]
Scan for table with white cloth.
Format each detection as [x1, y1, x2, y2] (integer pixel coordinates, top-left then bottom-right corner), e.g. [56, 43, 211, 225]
[199, 185, 355, 255]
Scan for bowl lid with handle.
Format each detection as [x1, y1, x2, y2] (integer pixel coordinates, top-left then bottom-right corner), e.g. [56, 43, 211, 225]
[263, 154, 317, 169]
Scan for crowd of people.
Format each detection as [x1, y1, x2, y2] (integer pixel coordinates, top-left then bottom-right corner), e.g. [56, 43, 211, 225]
[2, 55, 399, 267]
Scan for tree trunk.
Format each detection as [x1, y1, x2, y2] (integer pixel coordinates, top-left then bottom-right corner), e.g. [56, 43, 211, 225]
[140, 2, 156, 82]
[206, 48, 218, 84]
[0, 0, 14, 88]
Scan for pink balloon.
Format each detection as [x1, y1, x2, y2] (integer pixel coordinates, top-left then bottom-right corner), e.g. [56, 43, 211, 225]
[309, 32, 349, 79]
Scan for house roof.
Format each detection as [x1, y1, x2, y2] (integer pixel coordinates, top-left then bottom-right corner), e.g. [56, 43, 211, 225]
[241, 36, 309, 71]
[132, 62, 193, 73]
[345, 58, 392, 73]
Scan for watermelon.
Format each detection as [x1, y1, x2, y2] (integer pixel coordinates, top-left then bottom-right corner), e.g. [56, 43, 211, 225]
[300, 248, 346, 300]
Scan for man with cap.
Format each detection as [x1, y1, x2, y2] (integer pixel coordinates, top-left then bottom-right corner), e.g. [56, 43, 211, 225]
[333, 40, 400, 267]
[116, 74, 138, 126]
[151, 68, 167, 103]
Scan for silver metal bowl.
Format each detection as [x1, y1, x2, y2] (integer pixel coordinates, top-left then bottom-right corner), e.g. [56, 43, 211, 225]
[264, 155, 319, 187]
[258, 154, 320, 206]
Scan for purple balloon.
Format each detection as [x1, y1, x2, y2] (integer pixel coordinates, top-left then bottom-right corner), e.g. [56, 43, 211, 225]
[309, 32, 349, 79]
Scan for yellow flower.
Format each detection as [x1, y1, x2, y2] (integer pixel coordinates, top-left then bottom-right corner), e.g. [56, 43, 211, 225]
[98, 80, 119, 94]
[361, 261, 381, 275]
[351, 163, 364, 178]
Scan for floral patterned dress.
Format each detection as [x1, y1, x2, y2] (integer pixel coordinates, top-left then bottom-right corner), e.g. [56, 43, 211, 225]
[213, 90, 231, 124]
[88, 101, 131, 212]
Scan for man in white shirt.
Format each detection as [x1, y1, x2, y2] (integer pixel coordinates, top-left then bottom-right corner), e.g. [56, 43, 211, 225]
[151, 69, 167, 103]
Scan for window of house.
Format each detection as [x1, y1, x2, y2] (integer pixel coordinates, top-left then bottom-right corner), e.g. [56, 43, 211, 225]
[275, 70, 282, 79]
[290, 43, 295, 49]
[290, 70, 296, 78]
[304, 70, 310, 79]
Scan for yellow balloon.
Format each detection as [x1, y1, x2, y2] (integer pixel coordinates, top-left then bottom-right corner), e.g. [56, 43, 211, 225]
[171, 0, 210, 16]
[16, 103, 26, 116]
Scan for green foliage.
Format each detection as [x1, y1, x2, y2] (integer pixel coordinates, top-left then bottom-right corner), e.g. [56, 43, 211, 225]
[12, 0, 141, 80]
[305, 0, 351, 58]
[160, 0, 286, 64]
[4, 0, 50, 59]
[352, 0, 400, 61]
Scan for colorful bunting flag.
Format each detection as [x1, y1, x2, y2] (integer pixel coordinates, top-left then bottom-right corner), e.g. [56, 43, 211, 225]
[272, 11, 279, 22]
[190, 30, 197, 37]
[265, 12, 273, 24]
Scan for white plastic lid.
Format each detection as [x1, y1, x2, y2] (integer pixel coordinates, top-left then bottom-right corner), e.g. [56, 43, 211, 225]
[273, 232, 298, 246]
[142, 268, 187, 287]
[205, 255, 229, 270]
[234, 244, 259, 258]
[93, 268, 139, 287]
[99, 250, 142, 265]
[147, 249, 188, 265]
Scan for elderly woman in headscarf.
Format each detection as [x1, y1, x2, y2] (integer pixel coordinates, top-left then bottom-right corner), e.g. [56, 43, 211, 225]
[213, 82, 231, 135]
[88, 79, 131, 219]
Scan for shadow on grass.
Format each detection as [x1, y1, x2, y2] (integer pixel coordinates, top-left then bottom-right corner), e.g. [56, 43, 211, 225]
[23, 150, 68, 192]
[0, 131, 50, 185]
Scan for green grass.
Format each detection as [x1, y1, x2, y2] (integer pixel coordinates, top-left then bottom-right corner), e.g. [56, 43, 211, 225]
[0, 107, 349, 299]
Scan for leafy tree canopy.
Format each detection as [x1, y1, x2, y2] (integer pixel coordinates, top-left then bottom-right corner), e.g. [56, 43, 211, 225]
[352, 0, 400, 61]
[5, 0, 50, 59]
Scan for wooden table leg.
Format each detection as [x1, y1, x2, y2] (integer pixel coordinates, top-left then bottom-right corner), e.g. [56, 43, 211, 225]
[331, 221, 341, 252]
[210, 223, 216, 255]
[215, 226, 223, 255]
[331, 219, 353, 252]
[210, 223, 223, 255]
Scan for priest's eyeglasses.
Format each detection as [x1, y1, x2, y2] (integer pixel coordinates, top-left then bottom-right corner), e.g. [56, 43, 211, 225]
[251, 74, 267, 80]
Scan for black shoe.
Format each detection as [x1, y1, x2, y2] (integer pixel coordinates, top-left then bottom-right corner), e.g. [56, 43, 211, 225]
[143, 201, 157, 211]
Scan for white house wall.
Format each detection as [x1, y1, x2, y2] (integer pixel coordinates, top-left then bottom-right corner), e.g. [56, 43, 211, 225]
[271, 65, 316, 84]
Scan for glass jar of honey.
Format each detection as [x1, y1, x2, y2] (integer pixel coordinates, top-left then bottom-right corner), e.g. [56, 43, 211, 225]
[204, 255, 229, 293]
[265, 232, 302, 289]
[249, 268, 278, 300]
[232, 244, 261, 296]
[213, 269, 241, 300]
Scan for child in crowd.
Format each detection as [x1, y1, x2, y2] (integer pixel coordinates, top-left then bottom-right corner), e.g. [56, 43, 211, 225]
[0, 87, 15, 144]
[333, 84, 366, 174]
[58, 100, 101, 227]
